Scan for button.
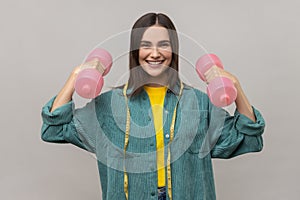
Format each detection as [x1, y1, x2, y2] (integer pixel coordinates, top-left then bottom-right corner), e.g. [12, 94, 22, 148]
[151, 191, 155, 196]
[165, 134, 170, 139]
[148, 116, 151, 121]
[150, 143, 154, 146]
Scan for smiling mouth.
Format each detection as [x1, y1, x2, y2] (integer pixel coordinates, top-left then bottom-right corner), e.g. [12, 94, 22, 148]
[146, 60, 165, 66]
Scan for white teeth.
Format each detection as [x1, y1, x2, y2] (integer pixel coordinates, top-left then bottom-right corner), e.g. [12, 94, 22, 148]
[147, 61, 163, 65]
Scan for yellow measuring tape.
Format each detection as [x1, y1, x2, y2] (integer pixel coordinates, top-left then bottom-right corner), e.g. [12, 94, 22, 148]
[123, 81, 183, 200]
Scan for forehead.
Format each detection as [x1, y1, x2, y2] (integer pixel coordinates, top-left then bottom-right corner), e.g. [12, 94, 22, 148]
[141, 26, 170, 42]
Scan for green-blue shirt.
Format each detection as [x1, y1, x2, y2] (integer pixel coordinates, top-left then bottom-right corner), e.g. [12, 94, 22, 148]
[41, 84, 265, 200]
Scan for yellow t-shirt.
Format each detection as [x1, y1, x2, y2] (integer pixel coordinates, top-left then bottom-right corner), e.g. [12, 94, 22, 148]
[144, 85, 167, 187]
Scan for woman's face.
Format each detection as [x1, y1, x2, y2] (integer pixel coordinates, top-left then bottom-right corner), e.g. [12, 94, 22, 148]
[139, 25, 172, 78]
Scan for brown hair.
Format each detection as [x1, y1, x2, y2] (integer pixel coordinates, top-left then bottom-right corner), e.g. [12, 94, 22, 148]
[127, 13, 180, 96]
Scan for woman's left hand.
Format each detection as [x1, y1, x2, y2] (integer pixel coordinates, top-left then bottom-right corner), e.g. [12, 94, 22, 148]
[203, 65, 240, 89]
[204, 65, 256, 122]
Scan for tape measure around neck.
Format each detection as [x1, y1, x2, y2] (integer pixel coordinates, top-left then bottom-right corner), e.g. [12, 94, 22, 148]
[122, 81, 183, 200]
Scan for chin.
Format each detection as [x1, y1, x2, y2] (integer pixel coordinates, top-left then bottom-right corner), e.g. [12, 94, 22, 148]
[143, 66, 169, 77]
[147, 72, 164, 77]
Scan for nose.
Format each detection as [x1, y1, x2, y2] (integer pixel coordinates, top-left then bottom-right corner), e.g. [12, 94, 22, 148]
[150, 47, 161, 59]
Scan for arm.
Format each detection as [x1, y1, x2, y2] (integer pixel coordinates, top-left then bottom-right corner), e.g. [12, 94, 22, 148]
[41, 60, 101, 152]
[50, 66, 80, 112]
[41, 95, 97, 153]
[51, 58, 101, 112]
[204, 65, 255, 122]
[208, 105, 265, 159]
[203, 66, 265, 158]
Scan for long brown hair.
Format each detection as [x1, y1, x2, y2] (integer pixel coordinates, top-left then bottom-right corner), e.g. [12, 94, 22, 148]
[127, 13, 180, 96]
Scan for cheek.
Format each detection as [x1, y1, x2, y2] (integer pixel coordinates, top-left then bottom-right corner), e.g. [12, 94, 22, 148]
[162, 51, 172, 65]
[161, 49, 172, 59]
[139, 50, 149, 61]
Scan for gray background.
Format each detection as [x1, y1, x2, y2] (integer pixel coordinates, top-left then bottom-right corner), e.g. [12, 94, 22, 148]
[1, 0, 299, 199]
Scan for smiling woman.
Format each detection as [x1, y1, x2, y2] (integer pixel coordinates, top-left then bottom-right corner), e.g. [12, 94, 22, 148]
[138, 26, 172, 79]
[127, 13, 180, 95]
[41, 12, 265, 200]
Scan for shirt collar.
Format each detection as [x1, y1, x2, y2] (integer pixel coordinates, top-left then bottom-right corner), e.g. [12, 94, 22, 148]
[125, 78, 182, 97]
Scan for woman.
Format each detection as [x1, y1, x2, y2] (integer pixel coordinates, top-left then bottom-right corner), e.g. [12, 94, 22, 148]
[41, 13, 265, 200]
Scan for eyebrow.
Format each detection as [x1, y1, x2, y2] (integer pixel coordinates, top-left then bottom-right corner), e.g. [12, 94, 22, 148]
[140, 41, 151, 44]
[140, 40, 171, 44]
[158, 40, 171, 44]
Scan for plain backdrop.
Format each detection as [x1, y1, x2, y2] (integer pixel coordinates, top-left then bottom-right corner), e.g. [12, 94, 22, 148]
[0, 0, 299, 199]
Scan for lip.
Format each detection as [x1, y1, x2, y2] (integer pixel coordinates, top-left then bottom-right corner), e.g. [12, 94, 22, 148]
[145, 60, 165, 68]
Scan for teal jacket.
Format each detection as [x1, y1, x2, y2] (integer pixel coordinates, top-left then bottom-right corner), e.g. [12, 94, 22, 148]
[41, 84, 265, 200]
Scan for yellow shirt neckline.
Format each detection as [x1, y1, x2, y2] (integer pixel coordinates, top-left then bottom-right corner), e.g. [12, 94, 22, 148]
[143, 85, 167, 93]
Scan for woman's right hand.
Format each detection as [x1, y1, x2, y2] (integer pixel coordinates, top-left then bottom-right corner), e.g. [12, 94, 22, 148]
[50, 59, 103, 112]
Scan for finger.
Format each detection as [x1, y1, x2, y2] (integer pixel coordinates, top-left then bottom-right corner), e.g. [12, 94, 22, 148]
[88, 59, 99, 67]
[96, 63, 105, 74]
[204, 66, 220, 82]
[80, 58, 100, 70]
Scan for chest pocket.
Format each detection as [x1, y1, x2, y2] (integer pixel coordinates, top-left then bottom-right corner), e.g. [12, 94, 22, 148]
[100, 113, 126, 146]
[170, 109, 208, 160]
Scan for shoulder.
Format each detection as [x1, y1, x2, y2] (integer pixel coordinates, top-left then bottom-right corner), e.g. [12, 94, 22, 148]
[182, 83, 209, 100]
[95, 87, 123, 102]
[93, 87, 125, 114]
[182, 83, 210, 110]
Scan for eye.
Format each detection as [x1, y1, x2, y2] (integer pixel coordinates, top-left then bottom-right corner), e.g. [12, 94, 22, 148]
[159, 42, 171, 49]
[140, 42, 151, 49]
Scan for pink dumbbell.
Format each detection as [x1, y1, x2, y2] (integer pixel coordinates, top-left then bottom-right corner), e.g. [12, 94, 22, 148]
[196, 54, 237, 107]
[75, 48, 113, 99]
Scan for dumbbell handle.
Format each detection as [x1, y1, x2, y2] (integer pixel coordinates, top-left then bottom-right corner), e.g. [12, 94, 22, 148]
[81, 58, 106, 75]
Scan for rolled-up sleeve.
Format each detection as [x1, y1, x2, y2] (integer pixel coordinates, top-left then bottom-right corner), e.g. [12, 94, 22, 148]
[234, 107, 265, 136]
[41, 96, 95, 152]
[41, 96, 74, 126]
[210, 106, 266, 159]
